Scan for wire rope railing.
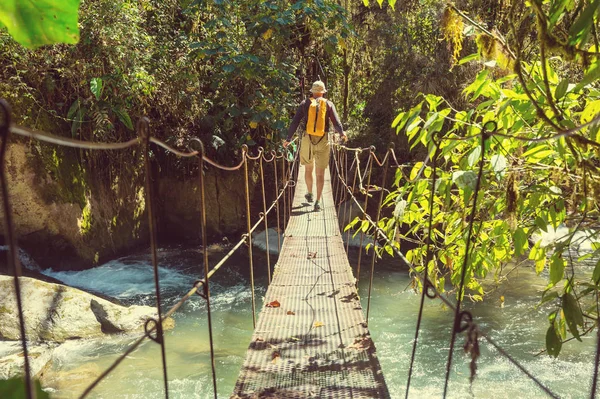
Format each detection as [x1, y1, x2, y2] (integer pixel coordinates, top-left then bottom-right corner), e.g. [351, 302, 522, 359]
[330, 135, 569, 399]
[5, 86, 594, 399]
[0, 99, 299, 399]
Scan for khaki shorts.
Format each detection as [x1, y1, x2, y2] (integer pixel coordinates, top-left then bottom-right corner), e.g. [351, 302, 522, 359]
[300, 133, 330, 169]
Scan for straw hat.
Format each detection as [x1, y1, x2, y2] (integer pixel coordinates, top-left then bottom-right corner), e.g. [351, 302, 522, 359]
[309, 80, 327, 94]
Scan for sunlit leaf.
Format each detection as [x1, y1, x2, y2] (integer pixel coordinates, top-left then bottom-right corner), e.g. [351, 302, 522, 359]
[549, 254, 565, 285]
[0, 0, 80, 48]
[90, 78, 103, 100]
[568, 0, 600, 46]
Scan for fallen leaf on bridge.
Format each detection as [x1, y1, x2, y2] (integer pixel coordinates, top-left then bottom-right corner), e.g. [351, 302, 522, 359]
[266, 300, 280, 308]
[287, 310, 295, 315]
[307, 251, 317, 259]
[348, 337, 371, 351]
[314, 321, 324, 328]
[272, 351, 281, 364]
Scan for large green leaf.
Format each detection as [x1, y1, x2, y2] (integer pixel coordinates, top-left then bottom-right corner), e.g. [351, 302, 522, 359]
[0, 0, 81, 49]
[0, 377, 50, 399]
[562, 293, 584, 341]
[568, 0, 600, 46]
[546, 325, 562, 357]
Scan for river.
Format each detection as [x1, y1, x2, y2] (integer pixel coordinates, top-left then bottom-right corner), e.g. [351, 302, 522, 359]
[31, 238, 597, 399]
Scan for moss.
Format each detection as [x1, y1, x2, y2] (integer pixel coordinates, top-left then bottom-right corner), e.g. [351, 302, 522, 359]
[0, 306, 12, 315]
[78, 199, 93, 236]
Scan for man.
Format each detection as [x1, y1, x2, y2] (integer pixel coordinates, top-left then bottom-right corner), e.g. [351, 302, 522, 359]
[283, 81, 347, 211]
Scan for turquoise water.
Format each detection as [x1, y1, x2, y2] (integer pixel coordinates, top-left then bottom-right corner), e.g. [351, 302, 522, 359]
[39, 245, 596, 398]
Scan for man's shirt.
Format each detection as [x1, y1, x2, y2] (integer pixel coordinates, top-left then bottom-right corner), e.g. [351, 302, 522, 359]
[286, 97, 344, 141]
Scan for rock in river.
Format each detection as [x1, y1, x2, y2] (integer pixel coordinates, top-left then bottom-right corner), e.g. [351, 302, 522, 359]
[0, 276, 174, 343]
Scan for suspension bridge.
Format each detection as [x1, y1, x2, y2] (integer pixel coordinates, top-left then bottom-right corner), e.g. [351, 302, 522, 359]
[1, 98, 598, 399]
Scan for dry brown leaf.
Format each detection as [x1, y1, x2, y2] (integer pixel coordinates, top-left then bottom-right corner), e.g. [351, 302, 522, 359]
[348, 337, 371, 351]
[272, 351, 281, 364]
[266, 300, 281, 308]
[287, 310, 295, 315]
[307, 251, 317, 259]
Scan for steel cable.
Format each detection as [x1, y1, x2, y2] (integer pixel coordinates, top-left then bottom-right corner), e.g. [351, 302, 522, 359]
[0, 100, 34, 399]
[331, 142, 561, 399]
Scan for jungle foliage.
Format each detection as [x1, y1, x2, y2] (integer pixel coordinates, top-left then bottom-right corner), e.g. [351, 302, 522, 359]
[1, 0, 599, 360]
[356, 0, 600, 357]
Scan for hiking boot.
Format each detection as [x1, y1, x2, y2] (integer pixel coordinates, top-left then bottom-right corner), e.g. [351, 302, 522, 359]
[305, 192, 314, 203]
[314, 201, 321, 212]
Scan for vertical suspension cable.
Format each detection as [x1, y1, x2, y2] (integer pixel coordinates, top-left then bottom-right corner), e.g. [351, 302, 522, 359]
[273, 151, 282, 253]
[345, 154, 359, 254]
[193, 139, 218, 399]
[366, 147, 390, 324]
[282, 155, 287, 230]
[259, 149, 271, 283]
[0, 100, 34, 399]
[405, 140, 441, 399]
[443, 132, 487, 397]
[139, 118, 169, 398]
[591, 324, 600, 398]
[356, 150, 374, 283]
[331, 146, 339, 206]
[243, 146, 257, 328]
[286, 157, 292, 218]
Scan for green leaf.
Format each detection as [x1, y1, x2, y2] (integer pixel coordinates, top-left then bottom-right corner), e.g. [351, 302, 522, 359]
[90, 78, 103, 100]
[574, 61, 600, 92]
[535, 215, 548, 232]
[458, 53, 479, 65]
[0, 377, 50, 398]
[513, 228, 527, 256]
[114, 108, 134, 131]
[71, 106, 85, 137]
[222, 64, 235, 73]
[452, 170, 478, 190]
[0, 0, 80, 48]
[67, 99, 80, 120]
[391, 111, 405, 128]
[549, 254, 565, 285]
[362, 0, 369, 6]
[540, 290, 559, 306]
[490, 154, 507, 179]
[467, 146, 481, 167]
[546, 325, 562, 357]
[592, 259, 600, 284]
[562, 293, 584, 341]
[568, 0, 600, 46]
[555, 79, 569, 100]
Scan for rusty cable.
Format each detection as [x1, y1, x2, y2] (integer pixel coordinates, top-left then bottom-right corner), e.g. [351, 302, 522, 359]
[258, 149, 272, 283]
[366, 146, 391, 324]
[243, 145, 257, 328]
[139, 118, 170, 398]
[192, 139, 218, 398]
[0, 101, 34, 399]
[333, 143, 560, 399]
[356, 149, 374, 283]
[11, 125, 140, 150]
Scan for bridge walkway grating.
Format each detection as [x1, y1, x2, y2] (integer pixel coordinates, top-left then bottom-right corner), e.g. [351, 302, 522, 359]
[232, 165, 390, 399]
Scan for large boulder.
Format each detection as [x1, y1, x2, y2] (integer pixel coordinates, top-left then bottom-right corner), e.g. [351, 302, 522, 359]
[0, 276, 174, 342]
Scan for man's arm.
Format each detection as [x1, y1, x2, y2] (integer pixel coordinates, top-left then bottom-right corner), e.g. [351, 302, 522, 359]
[285, 101, 307, 142]
[327, 101, 346, 138]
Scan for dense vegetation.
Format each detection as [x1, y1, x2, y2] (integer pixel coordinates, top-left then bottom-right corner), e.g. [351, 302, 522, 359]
[1, 0, 599, 360]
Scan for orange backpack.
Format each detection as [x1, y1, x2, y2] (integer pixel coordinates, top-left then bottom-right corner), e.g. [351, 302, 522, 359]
[306, 98, 327, 137]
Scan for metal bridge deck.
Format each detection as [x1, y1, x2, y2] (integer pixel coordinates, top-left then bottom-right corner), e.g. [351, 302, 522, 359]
[232, 166, 390, 398]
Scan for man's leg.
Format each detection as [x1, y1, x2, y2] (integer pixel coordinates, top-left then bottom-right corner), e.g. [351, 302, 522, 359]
[305, 162, 314, 197]
[315, 167, 325, 203]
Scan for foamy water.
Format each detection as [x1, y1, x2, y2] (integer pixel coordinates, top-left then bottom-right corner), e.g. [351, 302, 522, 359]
[11, 245, 598, 398]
